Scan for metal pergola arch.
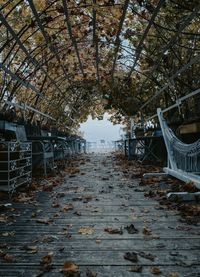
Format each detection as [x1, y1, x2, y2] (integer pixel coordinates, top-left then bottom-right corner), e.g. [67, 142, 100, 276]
[0, 0, 199, 129]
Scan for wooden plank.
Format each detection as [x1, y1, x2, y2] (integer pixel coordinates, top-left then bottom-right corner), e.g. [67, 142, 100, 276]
[0, 266, 199, 277]
[0, 153, 200, 276]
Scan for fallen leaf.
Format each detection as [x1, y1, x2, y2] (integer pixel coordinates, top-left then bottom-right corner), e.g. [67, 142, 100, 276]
[150, 267, 162, 275]
[3, 253, 15, 262]
[56, 192, 65, 198]
[86, 268, 97, 277]
[52, 202, 60, 208]
[74, 211, 81, 216]
[0, 215, 8, 223]
[78, 227, 95, 235]
[60, 261, 80, 276]
[0, 243, 8, 249]
[104, 227, 123, 235]
[129, 265, 142, 272]
[83, 195, 93, 202]
[14, 195, 33, 203]
[125, 224, 138, 234]
[124, 252, 138, 263]
[0, 250, 5, 257]
[22, 245, 38, 254]
[102, 177, 109, 180]
[1, 232, 15, 237]
[95, 240, 102, 244]
[40, 253, 53, 272]
[168, 273, 178, 277]
[62, 204, 74, 212]
[183, 181, 197, 192]
[72, 197, 83, 201]
[143, 227, 152, 236]
[139, 251, 155, 261]
[91, 208, 102, 213]
[36, 218, 51, 225]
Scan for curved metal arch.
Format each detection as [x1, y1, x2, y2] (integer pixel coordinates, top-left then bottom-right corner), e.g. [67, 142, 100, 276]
[129, 4, 200, 81]
[111, 0, 130, 81]
[140, 53, 200, 110]
[130, 2, 200, 37]
[2, 33, 92, 102]
[0, 11, 68, 100]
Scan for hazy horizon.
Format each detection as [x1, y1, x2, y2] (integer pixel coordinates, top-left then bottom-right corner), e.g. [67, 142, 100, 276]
[79, 113, 124, 143]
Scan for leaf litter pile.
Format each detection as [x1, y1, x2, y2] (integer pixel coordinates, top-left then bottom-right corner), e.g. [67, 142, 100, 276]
[114, 153, 200, 225]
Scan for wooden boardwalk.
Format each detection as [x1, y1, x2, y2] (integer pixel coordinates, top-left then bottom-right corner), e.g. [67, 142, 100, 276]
[0, 153, 200, 276]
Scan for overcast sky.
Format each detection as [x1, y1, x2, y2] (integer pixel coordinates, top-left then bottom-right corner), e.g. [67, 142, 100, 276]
[79, 113, 124, 143]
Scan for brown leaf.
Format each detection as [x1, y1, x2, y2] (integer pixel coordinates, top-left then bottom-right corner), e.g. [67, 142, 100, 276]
[0, 215, 8, 223]
[41, 235, 55, 243]
[62, 204, 74, 212]
[104, 227, 123, 235]
[129, 265, 142, 272]
[143, 227, 152, 236]
[150, 267, 162, 275]
[1, 231, 15, 237]
[74, 211, 81, 216]
[3, 253, 15, 262]
[14, 193, 33, 203]
[83, 195, 93, 202]
[0, 243, 8, 249]
[139, 251, 155, 261]
[183, 181, 198, 192]
[40, 253, 53, 272]
[22, 245, 38, 254]
[52, 202, 60, 208]
[124, 252, 138, 263]
[60, 261, 80, 276]
[78, 227, 95, 235]
[86, 268, 97, 277]
[36, 218, 51, 225]
[125, 224, 138, 234]
[168, 273, 178, 277]
[0, 250, 6, 257]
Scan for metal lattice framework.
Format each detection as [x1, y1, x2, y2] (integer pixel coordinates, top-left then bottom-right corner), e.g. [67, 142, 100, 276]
[0, 0, 200, 131]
